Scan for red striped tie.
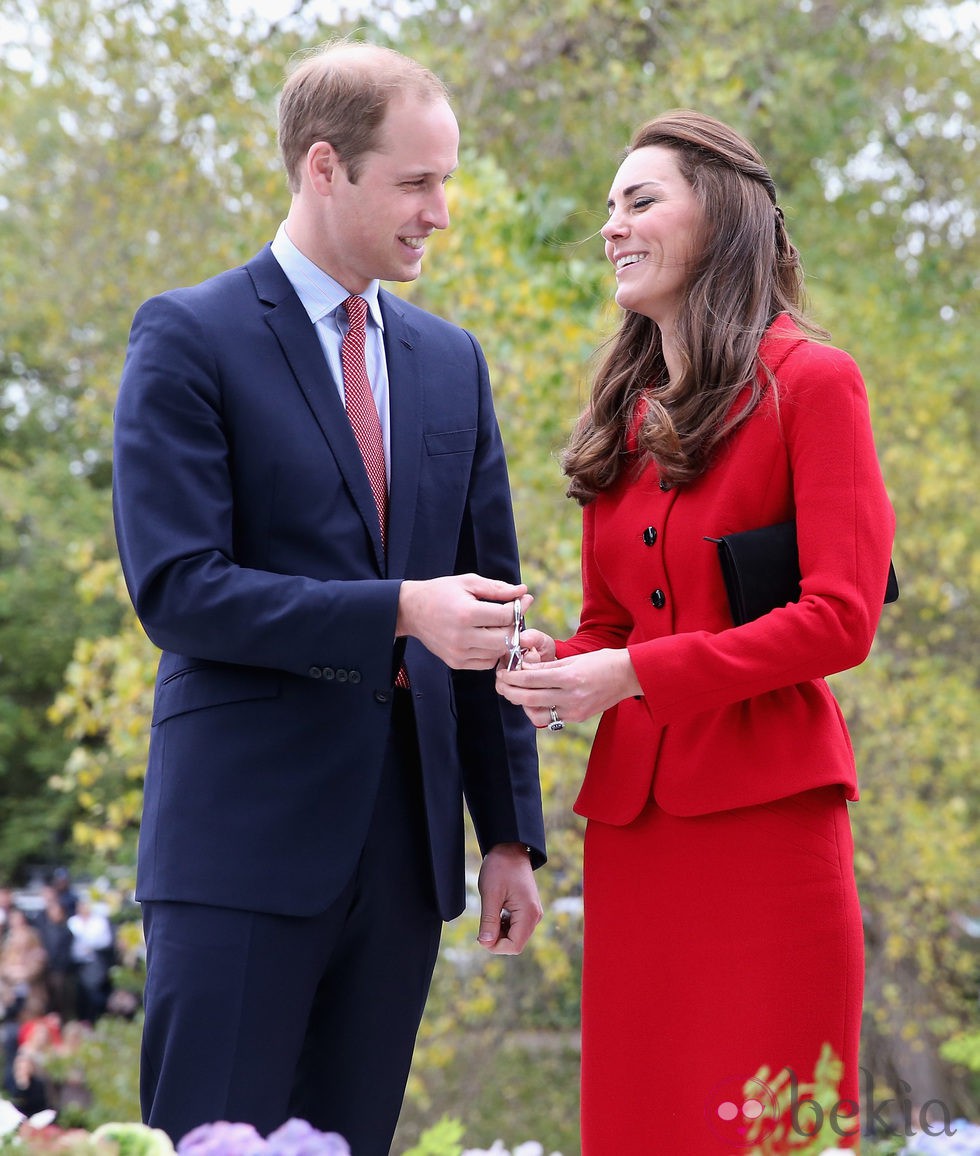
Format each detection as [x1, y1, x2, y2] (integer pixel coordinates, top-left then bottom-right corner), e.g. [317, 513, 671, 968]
[341, 295, 409, 688]
[342, 295, 388, 549]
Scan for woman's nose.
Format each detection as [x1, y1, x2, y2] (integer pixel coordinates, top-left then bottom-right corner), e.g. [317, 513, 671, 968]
[601, 213, 627, 241]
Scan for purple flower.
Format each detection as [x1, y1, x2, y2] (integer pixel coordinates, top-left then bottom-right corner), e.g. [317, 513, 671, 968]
[174, 1119, 349, 1156]
[266, 1119, 350, 1156]
[177, 1121, 270, 1156]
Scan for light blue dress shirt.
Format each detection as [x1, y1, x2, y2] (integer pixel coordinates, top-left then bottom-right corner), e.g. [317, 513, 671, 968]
[270, 222, 392, 480]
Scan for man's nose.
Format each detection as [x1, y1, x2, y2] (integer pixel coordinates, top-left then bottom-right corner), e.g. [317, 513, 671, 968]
[425, 187, 451, 230]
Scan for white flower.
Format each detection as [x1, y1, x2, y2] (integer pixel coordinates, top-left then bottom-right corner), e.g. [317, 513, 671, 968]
[0, 1100, 61, 1136]
[0, 1098, 26, 1137]
[460, 1144, 562, 1156]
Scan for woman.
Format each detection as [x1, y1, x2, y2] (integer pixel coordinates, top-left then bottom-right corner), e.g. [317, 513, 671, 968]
[0, 907, 49, 1084]
[0, 908, 48, 1021]
[4, 1049, 50, 1118]
[497, 110, 895, 1152]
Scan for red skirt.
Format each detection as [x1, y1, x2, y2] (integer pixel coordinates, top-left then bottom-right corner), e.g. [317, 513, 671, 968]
[580, 785, 864, 1154]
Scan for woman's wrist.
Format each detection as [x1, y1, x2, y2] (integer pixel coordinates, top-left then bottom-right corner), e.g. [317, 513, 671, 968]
[619, 647, 644, 700]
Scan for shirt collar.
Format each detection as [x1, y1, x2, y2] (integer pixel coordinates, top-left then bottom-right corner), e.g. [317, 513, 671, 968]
[271, 223, 384, 331]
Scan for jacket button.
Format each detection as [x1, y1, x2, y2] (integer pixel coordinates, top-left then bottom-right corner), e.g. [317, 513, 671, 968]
[642, 526, 658, 546]
[374, 690, 390, 704]
[650, 588, 666, 609]
[336, 669, 348, 683]
[322, 667, 335, 681]
[308, 666, 322, 679]
[349, 670, 361, 684]
[659, 478, 671, 492]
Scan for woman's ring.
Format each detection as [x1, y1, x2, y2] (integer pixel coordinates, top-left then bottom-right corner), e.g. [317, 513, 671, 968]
[548, 706, 565, 732]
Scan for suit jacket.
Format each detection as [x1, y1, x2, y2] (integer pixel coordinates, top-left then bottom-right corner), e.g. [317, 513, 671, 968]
[556, 315, 896, 823]
[113, 245, 544, 920]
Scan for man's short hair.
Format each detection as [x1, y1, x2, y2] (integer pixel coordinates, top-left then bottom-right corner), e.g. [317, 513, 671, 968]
[278, 41, 449, 193]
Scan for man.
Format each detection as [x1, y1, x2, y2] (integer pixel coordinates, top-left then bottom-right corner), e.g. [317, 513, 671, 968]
[112, 41, 545, 1155]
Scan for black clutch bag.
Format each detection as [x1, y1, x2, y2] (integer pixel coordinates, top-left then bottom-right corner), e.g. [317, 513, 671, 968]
[706, 521, 899, 627]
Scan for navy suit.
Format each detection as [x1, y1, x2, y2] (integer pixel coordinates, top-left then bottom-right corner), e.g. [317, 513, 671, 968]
[113, 245, 544, 1149]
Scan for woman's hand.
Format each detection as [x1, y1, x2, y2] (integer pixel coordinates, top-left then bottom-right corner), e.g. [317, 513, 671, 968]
[496, 647, 642, 729]
[511, 628, 557, 666]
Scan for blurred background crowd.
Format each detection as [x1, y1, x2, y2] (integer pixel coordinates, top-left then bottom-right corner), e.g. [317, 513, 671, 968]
[0, 871, 139, 1119]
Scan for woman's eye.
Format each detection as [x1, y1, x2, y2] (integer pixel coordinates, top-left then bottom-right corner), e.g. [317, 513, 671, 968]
[633, 197, 655, 209]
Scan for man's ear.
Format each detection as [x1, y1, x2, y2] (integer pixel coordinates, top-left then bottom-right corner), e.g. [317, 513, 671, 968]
[306, 141, 340, 195]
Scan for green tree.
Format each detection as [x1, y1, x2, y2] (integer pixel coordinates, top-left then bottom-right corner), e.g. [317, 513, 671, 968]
[3, 0, 976, 1142]
[0, 0, 300, 869]
[388, 0, 980, 1117]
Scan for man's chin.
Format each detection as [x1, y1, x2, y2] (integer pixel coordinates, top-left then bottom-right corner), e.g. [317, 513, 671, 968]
[389, 261, 423, 283]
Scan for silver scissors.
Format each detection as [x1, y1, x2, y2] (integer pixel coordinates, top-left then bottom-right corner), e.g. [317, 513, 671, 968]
[506, 598, 525, 671]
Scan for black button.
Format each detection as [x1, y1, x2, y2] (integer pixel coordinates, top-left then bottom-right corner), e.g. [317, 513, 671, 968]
[336, 669, 348, 683]
[374, 690, 390, 704]
[650, 589, 666, 609]
[308, 666, 322, 679]
[322, 667, 335, 681]
[642, 526, 658, 546]
[349, 670, 361, 685]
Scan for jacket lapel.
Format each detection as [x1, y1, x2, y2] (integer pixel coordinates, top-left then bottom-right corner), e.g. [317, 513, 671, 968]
[380, 292, 422, 580]
[247, 247, 386, 570]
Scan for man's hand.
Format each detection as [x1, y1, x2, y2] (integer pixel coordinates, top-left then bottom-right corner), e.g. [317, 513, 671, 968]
[396, 574, 532, 670]
[476, 842, 543, 955]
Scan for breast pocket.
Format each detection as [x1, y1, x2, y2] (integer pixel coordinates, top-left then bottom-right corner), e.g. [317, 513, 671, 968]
[424, 428, 478, 457]
[416, 429, 478, 556]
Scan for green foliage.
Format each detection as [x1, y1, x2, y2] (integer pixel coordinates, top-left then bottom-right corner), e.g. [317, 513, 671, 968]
[0, 452, 122, 874]
[397, 1034, 581, 1154]
[941, 1026, 980, 1106]
[0, 0, 299, 868]
[90, 1123, 175, 1156]
[942, 1031, 980, 1076]
[42, 1017, 142, 1129]
[744, 1045, 851, 1154]
[0, 0, 976, 1137]
[399, 1117, 465, 1156]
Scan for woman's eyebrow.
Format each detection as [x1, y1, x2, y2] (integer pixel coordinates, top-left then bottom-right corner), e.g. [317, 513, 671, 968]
[607, 180, 664, 210]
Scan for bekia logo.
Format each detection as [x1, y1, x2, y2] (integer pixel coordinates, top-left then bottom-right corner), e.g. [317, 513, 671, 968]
[705, 1067, 957, 1147]
[705, 1074, 781, 1145]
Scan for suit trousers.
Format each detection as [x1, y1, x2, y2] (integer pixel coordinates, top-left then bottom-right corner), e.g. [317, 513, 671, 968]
[139, 690, 442, 1155]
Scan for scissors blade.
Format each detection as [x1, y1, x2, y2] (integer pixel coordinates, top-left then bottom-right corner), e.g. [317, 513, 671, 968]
[507, 598, 524, 670]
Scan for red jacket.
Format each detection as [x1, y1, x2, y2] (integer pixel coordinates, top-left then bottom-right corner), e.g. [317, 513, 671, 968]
[556, 315, 896, 823]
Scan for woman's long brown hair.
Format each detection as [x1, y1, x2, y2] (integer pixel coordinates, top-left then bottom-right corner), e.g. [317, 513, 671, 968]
[563, 109, 826, 505]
